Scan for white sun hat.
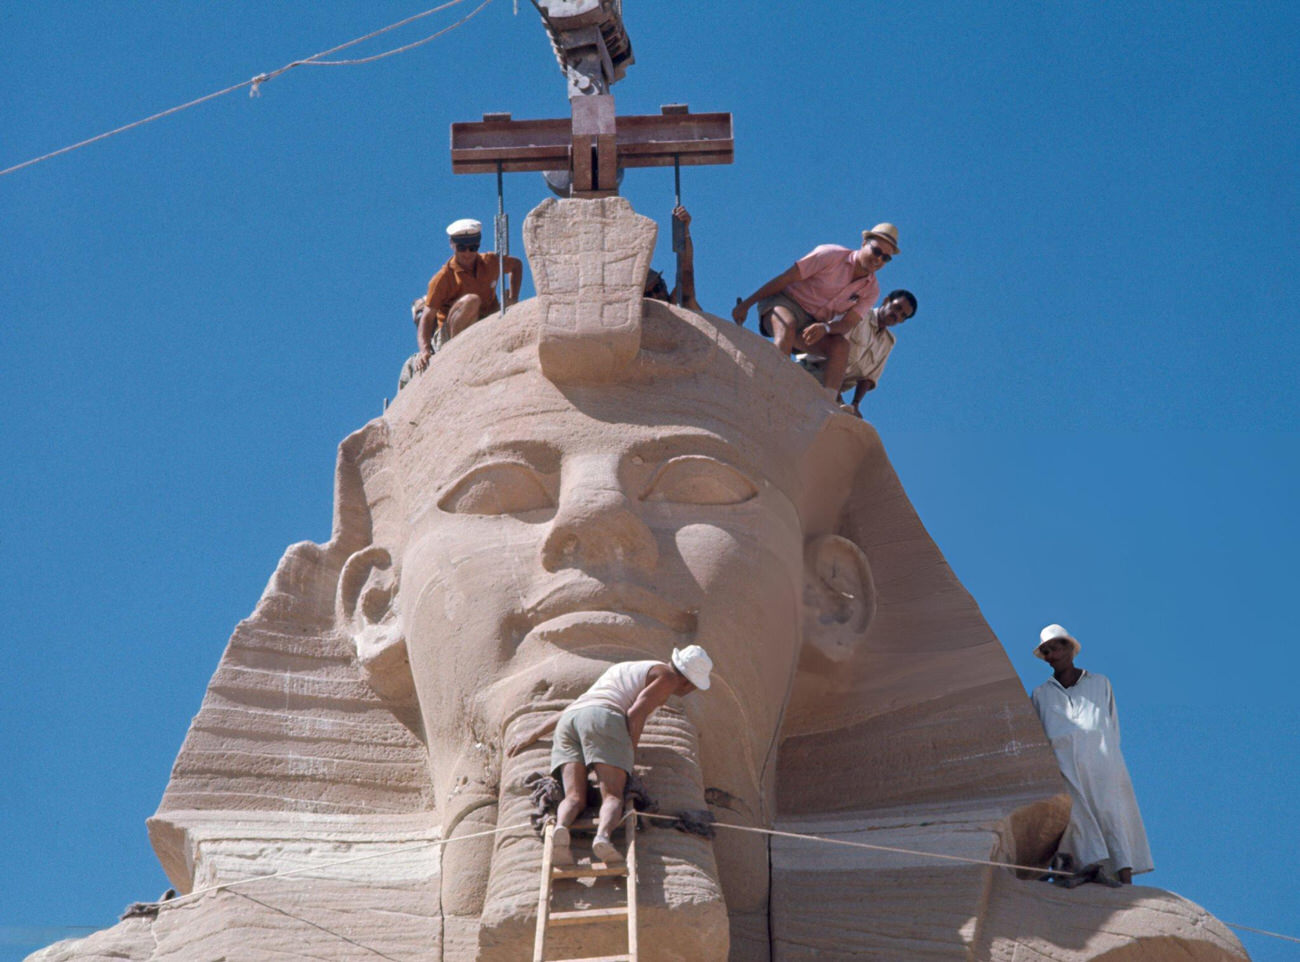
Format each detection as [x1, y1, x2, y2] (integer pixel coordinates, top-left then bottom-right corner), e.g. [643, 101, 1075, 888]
[1034, 623, 1081, 659]
[446, 218, 483, 238]
[671, 645, 713, 690]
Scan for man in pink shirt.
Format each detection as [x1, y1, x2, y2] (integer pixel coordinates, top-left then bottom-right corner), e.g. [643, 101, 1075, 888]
[732, 223, 900, 400]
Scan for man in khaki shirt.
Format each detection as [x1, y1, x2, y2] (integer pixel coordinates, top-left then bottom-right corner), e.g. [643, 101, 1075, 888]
[801, 290, 916, 415]
[411, 218, 523, 375]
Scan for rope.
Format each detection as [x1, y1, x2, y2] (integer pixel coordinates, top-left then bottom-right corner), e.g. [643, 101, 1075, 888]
[151, 820, 533, 913]
[633, 811, 1300, 947]
[633, 810, 1067, 876]
[0, 0, 496, 178]
[1220, 921, 1300, 945]
[34, 813, 1300, 948]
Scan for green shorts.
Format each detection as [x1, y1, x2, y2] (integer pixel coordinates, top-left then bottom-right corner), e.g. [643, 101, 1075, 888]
[757, 292, 816, 338]
[550, 705, 634, 776]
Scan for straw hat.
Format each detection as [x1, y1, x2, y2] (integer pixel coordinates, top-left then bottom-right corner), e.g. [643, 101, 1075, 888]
[861, 222, 900, 254]
[671, 645, 713, 690]
[1034, 623, 1081, 659]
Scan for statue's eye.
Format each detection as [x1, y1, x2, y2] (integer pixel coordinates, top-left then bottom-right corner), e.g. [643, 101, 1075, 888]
[439, 461, 555, 515]
[641, 456, 757, 506]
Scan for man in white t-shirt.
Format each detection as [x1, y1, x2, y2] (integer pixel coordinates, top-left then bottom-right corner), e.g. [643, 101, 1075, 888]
[508, 645, 713, 863]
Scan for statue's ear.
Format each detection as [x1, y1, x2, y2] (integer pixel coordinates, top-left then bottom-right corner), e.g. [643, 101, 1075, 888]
[802, 535, 876, 662]
[337, 546, 414, 702]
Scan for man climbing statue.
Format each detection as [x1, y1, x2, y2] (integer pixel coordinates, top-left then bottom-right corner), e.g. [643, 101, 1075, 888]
[508, 645, 713, 864]
[1031, 623, 1153, 885]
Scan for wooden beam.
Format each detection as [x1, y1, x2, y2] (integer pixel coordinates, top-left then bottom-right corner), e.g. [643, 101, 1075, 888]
[450, 109, 733, 175]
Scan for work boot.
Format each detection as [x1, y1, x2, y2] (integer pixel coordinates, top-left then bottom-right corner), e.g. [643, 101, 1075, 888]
[551, 824, 574, 865]
[592, 835, 622, 863]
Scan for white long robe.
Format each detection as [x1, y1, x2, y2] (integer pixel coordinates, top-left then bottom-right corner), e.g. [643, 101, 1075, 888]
[1031, 670, 1154, 875]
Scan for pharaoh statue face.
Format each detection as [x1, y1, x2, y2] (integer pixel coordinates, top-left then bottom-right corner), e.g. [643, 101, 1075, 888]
[340, 196, 875, 840]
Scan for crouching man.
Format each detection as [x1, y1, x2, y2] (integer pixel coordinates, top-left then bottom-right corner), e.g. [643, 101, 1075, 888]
[509, 646, 713, 863]
[732, 223, 900, 400]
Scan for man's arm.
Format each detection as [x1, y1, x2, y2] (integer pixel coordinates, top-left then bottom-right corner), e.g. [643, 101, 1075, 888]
[505, 714, 558, 757]
[803, 306, 867, 346]
[732, 264, 801, 324]
[671, 206, 700, 312]
[503, 255, 523, 305]
[624, 668, 680, 749]
[414, 304, 438, 372]
[414, 272, 453, 372]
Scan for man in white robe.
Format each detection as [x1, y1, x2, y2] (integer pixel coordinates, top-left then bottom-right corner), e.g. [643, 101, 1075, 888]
[1031, 623, 1153, 884]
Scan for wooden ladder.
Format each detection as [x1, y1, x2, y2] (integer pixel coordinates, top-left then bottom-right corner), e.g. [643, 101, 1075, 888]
[532, 813, 638, 962]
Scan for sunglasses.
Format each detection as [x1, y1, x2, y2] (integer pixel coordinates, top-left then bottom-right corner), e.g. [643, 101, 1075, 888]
[455, 242, 480, 252]
[866, 243, 892, 263]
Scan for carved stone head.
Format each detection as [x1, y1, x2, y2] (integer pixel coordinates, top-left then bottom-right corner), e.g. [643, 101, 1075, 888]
[338, 199, 876, 829]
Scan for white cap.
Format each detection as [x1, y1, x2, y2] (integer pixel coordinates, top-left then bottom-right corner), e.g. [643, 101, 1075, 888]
[1034, 624, 1081, 659]
[446, 218, 483, 238]
[671, 645, 713, 690]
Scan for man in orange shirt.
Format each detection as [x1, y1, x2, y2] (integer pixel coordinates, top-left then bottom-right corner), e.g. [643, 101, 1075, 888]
[411, 218, 523, 375]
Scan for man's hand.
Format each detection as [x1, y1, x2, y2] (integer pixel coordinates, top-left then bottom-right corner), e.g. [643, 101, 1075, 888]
[803, 322, 830, 346]
[732, 298, 748, 324]
[672, 205, 691, 229]
[413, 348, 433, 373]
[505, 715, 557, 756]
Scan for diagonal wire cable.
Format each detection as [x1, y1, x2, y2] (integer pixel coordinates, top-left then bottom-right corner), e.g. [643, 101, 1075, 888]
[0, 0, 496, 178]
[225, 890, 411, 962]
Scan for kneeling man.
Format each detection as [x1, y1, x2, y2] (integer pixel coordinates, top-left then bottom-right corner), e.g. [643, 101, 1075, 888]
[732, 223, 900, 399]
[511, 646, 713, 864]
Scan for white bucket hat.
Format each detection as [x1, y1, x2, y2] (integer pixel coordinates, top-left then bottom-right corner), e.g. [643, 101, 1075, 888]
[671, 645, 713, 690]
[1034, 623, 1081, 659]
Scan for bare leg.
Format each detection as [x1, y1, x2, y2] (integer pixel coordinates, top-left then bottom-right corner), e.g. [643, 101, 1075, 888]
[766, 306, 799, 356]
[819, 334, 850, 401]
[552, 761, 586, 865]
[591, 762, 628, 861]
[445, 293, 484, 338]
[556, 761, 587, 829]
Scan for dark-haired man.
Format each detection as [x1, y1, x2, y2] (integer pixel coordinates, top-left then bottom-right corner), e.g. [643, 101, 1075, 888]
[412, 218, 523, 374]
[836, 289, 917, 413]
[732, 223, 900, 400]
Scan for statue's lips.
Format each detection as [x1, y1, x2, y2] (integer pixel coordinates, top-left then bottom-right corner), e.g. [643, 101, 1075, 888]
[523, 580, 696, 637]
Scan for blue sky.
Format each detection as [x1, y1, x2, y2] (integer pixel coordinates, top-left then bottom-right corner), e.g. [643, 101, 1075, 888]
[2, 2, 1296, 959]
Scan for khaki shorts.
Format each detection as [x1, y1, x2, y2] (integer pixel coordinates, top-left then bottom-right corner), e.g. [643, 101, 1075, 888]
[757, 292, 816, 338]
[550, 705, 634, 776]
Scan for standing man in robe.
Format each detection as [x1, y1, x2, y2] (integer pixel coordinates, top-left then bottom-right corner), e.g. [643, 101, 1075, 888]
[1031, 624, 1153, 885]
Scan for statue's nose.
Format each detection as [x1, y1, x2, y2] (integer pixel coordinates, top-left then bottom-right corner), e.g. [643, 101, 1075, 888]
[540, 460, 658, 573]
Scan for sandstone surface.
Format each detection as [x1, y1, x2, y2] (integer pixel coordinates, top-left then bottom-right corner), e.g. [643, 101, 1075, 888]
[29, 198, 1247, 962]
